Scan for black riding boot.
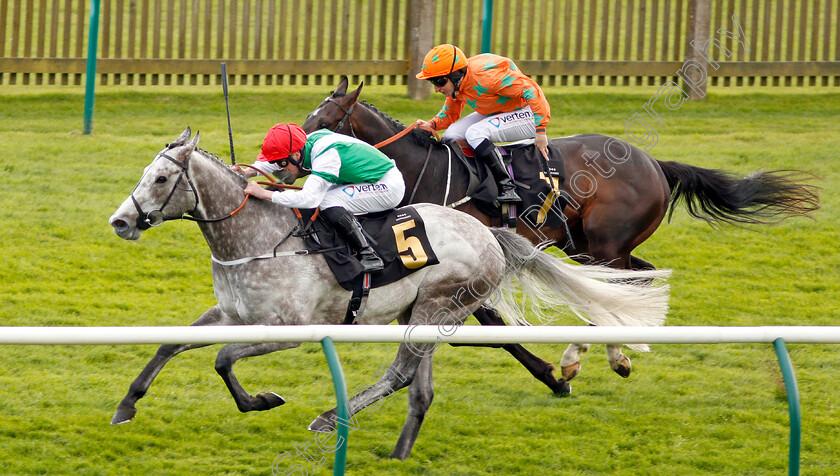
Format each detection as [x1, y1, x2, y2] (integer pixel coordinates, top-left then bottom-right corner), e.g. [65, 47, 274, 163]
[474, 139, 521, 203]
[322, 206, 384, 273]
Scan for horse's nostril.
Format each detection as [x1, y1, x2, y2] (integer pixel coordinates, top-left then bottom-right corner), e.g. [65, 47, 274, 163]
[111, 219, 127, 230]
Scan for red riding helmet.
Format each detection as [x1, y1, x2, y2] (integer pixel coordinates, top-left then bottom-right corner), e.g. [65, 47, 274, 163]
[257, 123, 307, 162]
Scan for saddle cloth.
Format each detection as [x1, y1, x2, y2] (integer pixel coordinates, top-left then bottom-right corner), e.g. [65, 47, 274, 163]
[459, 142, 568, 230]
[300, 206, 440, 291]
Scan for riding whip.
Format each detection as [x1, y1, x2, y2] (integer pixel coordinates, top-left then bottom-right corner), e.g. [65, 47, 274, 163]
[538, 148, 559, 195]
[221, 62, 236, 166]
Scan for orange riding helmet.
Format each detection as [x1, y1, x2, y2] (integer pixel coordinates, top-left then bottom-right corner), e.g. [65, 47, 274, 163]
[416, 44, 468, 80]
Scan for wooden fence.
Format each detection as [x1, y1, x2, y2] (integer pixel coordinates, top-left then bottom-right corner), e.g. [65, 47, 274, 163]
[1, 0, 838, 91]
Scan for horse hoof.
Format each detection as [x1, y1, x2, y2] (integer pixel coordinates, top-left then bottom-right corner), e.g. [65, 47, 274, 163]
[611, 355, 632, 378]
[257, 392, 286, 410]
[111, 406, 136, 425]
[561, 362, 581, 381]
[308, 415, 336, 433]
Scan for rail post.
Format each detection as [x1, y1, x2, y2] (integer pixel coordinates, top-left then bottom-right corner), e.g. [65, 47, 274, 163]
[481, 0, 494, 53]
[83, 0, 101, 134]
[320, 337, 349, 476]
[773, 338, 801, 476]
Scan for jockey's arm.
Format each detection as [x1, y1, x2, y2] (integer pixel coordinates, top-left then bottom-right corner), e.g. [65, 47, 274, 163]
[425, 96, 464, 131]
[535, 133, 549, 160]
[244, 174, 330, 209]
[268, 175, 330, 209]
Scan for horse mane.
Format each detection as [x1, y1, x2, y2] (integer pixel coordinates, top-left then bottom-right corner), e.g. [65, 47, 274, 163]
[358, 99, 441, 149]
[174, 143, 248, 186]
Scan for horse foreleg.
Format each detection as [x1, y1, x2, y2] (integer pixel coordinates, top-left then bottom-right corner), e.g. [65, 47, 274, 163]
[606, 344, 632, 378]
[111, 305, 227, 425]
[112, 341, 212, 425]
[390, 355, 434, 460]
[459, 307, 569, 395]
[308, 342, 426, 434]
[214, 342, 299, 412]
[560, 343, 591, 381]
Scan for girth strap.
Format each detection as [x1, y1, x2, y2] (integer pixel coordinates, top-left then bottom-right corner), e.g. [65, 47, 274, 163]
[343, 273, 371, 325]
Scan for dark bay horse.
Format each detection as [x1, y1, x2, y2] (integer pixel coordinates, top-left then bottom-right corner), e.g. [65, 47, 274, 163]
[302, 77, 819, 388]
[108, 128, 670, 458]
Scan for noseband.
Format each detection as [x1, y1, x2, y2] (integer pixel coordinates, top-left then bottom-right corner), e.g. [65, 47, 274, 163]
[131, 149, 248, 230]
[326, 98, 357, 138]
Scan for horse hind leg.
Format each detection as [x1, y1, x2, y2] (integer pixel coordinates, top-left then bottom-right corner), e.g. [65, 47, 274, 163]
[598, 255, 656, 377]
[308, 341, 426, 434]
[580, 239, 642, 379]
[606, 344, 632, 378]
[390, 355, 434, 460]
[560, 343, 590, 381]
[214, 342, 299, 412]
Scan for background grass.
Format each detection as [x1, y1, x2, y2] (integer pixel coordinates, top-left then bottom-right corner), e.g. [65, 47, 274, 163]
[0, 83, 838, 475]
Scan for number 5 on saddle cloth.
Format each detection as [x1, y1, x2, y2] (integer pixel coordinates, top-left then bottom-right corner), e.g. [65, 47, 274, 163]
[297, 206, 440, 324]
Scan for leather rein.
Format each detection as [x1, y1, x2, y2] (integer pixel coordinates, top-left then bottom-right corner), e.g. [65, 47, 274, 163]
[326, 98, 445, 205]
[131, 149, 301, 230]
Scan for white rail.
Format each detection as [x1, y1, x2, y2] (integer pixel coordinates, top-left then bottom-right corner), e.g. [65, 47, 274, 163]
[1, 324, 829, 476]
[2, 325, 840, 345]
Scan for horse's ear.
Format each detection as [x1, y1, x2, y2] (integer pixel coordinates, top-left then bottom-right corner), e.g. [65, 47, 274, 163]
[175, 127, 192, 145]
[346, 81, 363, 105]
[335, 76, 349, 96]
[185, 131, 200, 154]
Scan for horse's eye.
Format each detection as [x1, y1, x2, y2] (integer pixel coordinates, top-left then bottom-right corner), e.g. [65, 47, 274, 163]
[156, 176, 167, 184]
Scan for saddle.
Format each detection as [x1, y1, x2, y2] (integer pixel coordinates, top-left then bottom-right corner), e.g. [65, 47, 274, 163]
[453, 141, 568, 231]
[297, 206, 439, 291]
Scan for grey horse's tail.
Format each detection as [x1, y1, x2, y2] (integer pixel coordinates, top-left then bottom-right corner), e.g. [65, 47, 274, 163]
[489, 228, 670, 352]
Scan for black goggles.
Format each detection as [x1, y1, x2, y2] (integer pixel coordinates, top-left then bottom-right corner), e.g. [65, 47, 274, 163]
[428, 76, 449, 87]
[271, 155, 304, 169]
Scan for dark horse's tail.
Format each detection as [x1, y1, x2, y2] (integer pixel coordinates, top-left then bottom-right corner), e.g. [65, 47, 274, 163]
[656, 161, 819, 226]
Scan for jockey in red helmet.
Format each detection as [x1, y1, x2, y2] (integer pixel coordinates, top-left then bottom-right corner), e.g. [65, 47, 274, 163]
[236, 123, 405, 273]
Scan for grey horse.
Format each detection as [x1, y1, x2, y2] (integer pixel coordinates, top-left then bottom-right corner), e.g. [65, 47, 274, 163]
[108, 128, 670, 459]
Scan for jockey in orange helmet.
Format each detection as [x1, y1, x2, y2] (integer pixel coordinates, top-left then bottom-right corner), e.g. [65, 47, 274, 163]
[416, 44, 551, 204]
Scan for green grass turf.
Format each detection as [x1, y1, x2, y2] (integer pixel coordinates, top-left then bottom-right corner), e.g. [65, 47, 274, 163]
[0, 83, 838, 475]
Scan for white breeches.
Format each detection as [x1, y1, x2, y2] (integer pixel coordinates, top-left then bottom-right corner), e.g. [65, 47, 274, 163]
[320, 167, 406, 214]
[440, 106, 537, 148]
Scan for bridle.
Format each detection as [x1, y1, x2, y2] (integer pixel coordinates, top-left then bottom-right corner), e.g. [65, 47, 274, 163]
[325, 97, 357, 138]
[325, 96, 440, 148]
[131, 149, 249, 230]
[319, 97, 446, 204]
